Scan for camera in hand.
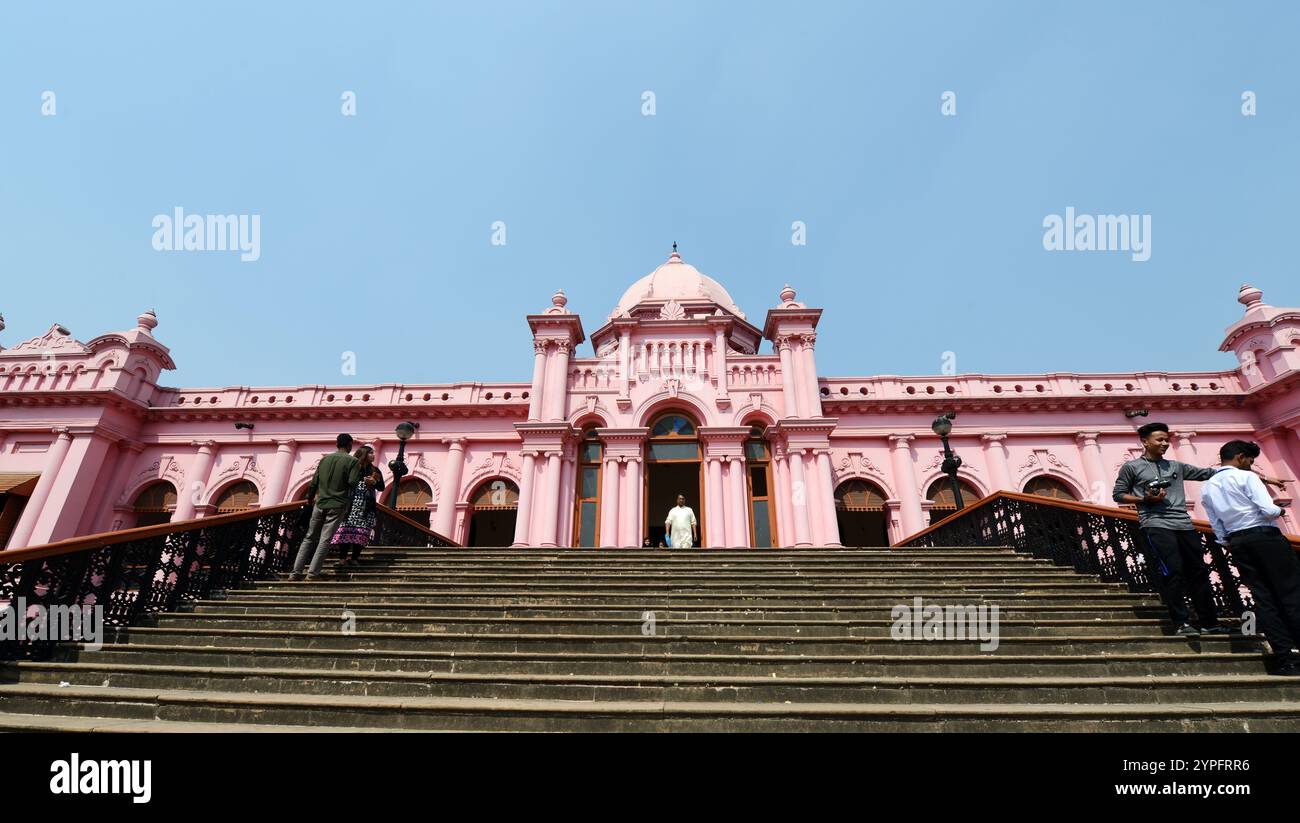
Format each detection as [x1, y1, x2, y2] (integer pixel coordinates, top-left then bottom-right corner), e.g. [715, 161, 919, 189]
[1145, 477, 1173, 496]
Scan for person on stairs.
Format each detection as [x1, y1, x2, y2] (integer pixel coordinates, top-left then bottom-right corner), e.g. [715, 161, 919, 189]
[332, 444, 385, 569]
[664, 493, 698, 549]
[289, 433, 361, 581]
[1113, 422, 1287, 637]
[1200, 440, 1299, 676]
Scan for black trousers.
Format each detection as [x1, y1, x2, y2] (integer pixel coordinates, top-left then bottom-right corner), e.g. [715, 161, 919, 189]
[1229, 529, 1300, 661]
[1141, 527, 1221, 628]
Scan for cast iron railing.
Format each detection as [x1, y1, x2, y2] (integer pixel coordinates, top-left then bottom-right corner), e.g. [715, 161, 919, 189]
[0, 500, 457, 660]
[897, 490, 1300, 619]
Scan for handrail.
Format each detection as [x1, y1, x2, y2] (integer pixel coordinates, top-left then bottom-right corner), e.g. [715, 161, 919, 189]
[0, 499, 458, 660]
[1, 501, 310, 563]
[899, 490, 1300, 550]
[373, 502, 460, 547]
[896, 490, 1299, 618]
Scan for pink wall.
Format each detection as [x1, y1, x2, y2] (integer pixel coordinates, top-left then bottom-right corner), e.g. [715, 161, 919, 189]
[2, 271, 1298, 549]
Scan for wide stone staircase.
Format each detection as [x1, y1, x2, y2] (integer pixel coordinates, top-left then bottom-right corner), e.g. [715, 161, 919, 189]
[2, 546, 1299, 731]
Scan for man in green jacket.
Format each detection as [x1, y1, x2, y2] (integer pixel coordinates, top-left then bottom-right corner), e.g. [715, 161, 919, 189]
[289, 433, 361, 580]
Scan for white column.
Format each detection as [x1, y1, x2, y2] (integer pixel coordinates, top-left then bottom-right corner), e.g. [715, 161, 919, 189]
[622, 457, 642, 547]
[8, 429, 74, 548]
[713, 328, 729, 400]
[537, 451, 563, 547]
[786, 449, 813, 547]
[982, 434, 1012, 492]
[512, 451, 537, 547]
[777, 336, 803, 418]
[172, 440, 216, 522]
[527, 340, 547, 421]
[1075, 432, 1107, 504]
[815, 449, 842, 547]
[600, 455, 620, 547]
[889, 435, 924, 536]
[800, 335, 822, 418]
[434, 439, 467, 538]
[707, 456, 725, 547]
[618, 329, 631, 402]
[728, 455, 748, 547]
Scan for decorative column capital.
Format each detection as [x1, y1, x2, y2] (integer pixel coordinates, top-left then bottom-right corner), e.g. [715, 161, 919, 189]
[274, 438, 298, 450]
[775, 335, 795, 353]
[533, 339, 548, 355]
[888, 434, 914, 450]
[192, 439, 217, 451]
[1075, 432, 1100, 446]
[981, 433, 1008, 445]
[442, 437, 467, 450]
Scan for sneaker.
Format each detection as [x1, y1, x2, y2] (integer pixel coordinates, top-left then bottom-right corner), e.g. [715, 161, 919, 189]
[287, 572, 304, 581]
[1175, 624, 1200, 637]
[1200, 625, 1232, 635]
[1272, 662, 1300, 677]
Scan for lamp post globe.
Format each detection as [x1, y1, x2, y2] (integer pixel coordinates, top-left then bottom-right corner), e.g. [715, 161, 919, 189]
[387, 421, 417, 508]
[931, 413, 965, 511]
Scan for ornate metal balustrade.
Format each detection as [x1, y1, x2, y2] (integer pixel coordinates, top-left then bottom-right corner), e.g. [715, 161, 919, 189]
[0, 500, 458, 660]
[897, 491, 1300, 620]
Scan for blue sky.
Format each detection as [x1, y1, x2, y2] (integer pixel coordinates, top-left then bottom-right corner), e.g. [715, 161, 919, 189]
[2, 1, 1297, 387]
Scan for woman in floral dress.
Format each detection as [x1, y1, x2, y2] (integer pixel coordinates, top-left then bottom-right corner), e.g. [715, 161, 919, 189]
[332, 445, 385, 567]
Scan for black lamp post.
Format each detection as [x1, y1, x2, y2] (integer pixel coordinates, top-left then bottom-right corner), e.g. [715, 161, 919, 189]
[931, 412, 964, 511]
[387, 421, 417, 509]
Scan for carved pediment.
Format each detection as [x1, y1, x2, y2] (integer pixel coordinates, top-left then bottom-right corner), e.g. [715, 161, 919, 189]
[5, 324, 89, 356]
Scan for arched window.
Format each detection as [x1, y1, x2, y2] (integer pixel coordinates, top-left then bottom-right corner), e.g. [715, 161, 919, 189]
[1023, 475, 1079, 501]
[469, 478, 520, 509]
[835, 479, 887, 511]
[647, 413, 700, 461]
[835, 479, 890, 547]
[745, 424, 775, 547]
[214, 481, 259, 513]
[925, 477, 981, 523]
[574, 427, 602, 547]
[133, 481, 177, 528]
[395, 478, 433, 527]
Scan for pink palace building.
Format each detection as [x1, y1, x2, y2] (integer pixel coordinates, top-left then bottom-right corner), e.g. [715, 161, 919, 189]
[1, 250, 1299, 550]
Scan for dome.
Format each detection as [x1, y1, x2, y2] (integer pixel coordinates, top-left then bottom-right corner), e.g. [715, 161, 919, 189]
[611, 250, 745, 319]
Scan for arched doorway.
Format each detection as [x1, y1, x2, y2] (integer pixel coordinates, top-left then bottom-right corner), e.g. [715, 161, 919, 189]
[467, 478, 519, 547]
[213, 481, 258, 514]
[644, 412, 703, 547]
[925, 477, 981, 524]
[1024, 475, 1079, 501]
[744, 424, 776, 547]
[573, 427, 602, 548]
[394, 478, 433, 527]
[133, 481, 177, 528]
[835, 479, 890, 547]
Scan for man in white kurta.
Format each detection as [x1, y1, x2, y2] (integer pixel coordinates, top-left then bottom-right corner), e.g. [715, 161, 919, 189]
[665, 494, 698, 548]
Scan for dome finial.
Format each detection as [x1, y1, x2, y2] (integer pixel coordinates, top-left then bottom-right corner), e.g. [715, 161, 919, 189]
[1238, 283, 1266, 313]
[136, 308, 158, 333]
[668, 241, 681, 263]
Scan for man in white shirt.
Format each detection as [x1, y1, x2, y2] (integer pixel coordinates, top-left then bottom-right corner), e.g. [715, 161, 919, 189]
[664, 494, 698, 549]
[1201, 440, 1299, 676]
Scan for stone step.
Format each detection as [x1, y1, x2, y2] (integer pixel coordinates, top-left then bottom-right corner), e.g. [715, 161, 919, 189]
[189, 600, 1168, 620]
[242, 583, 1132, 597]
[149, 612, 1170, 637]
[1, 683, 1294, 731]
[63, 642, 1268, 676]
[207, 592, 1161, 608]
[99, 626, 1266, 655]
[331, 560, 1061, 571]
[302, 570, 1089, 581]
[0, 712, 430, 733]
[9, 661, 1297, 705]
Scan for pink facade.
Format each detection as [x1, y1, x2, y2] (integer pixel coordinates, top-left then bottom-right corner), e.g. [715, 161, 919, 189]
[2, 256, 1299, 550]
